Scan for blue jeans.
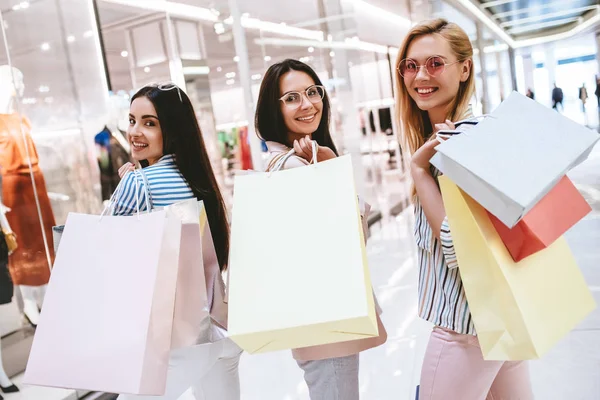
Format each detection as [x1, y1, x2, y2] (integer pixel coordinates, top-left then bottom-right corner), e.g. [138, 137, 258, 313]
[296, 354, 360, 400]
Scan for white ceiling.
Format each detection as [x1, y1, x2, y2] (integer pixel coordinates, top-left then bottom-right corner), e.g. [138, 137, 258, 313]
[97, 0, 411, 93]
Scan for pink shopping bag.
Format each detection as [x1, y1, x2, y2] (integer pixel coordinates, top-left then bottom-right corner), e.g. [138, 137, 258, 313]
[24, 210, 181, 395]
[168, 200, 227, 349]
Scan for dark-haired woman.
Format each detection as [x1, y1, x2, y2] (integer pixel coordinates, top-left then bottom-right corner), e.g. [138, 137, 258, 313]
[113, 83, 241, 400]
[255, 59, 387, 400]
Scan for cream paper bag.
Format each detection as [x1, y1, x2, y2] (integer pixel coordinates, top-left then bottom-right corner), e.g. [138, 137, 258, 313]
[227, 155, 378, 353]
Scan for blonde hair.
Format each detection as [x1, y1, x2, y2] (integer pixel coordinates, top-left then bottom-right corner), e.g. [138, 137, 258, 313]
[394, 19, 475, 159]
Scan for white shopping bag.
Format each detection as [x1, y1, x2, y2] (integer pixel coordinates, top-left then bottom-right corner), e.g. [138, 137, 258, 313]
[431, 91, 599, 227]
[24, 211, 181, 395]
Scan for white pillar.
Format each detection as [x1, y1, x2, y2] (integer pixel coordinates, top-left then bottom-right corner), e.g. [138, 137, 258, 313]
[316, 0, 366, 196]
[476, 22, 490, 114]
[544, 43, 557, 90]
[522, 52, 535, 93]
[228, 0, 264, 171]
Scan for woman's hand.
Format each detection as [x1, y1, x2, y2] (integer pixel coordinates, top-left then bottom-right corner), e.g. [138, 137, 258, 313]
[293, 136, 336, 163]
[410, 120, 454, 173]
[118, 162, 135, 179]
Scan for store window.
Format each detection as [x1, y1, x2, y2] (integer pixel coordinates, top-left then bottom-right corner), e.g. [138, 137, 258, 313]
[0, 0, 108, 391]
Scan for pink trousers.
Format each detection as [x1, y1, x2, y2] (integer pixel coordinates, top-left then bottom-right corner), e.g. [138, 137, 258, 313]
[419, 327, 534, 400]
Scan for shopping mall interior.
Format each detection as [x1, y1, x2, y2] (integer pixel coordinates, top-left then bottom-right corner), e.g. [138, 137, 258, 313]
[0, 0, 598, 399]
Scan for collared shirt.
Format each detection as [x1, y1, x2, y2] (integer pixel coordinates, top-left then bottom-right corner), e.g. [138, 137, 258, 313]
[111, 154, 195, 216]
[414, 111, 477, 335]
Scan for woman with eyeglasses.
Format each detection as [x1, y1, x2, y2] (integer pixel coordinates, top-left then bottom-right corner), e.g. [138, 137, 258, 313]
[255, 58, 387, 400]
[395, 19, 533, 399]
[113, 83, 242, 400]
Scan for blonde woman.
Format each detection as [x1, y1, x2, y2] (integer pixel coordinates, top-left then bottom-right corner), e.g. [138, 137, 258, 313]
[394, 19, 533, 399]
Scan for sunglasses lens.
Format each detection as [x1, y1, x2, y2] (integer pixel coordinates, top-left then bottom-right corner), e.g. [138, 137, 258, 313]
[426, 57, 445, 77]
[399, 59, 417, 77]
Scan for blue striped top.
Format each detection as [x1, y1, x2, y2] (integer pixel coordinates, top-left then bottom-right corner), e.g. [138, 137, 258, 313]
[414, 112, 476, 336]
[111, 154, 195, 216]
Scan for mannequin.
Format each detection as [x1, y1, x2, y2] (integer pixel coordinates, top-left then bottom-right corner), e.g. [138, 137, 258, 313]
[0, 66, 55, 327]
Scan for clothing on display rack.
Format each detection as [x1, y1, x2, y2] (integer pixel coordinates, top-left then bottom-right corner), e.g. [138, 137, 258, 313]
[378, 107, 393, 135]
[0, 114, 55, 286]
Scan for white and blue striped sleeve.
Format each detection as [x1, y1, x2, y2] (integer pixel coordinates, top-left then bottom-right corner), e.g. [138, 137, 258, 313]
[440, 216, 458, 269]
[111, 172, 149, 216]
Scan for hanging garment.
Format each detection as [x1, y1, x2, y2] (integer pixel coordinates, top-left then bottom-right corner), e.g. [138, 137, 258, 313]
[0, 113, 55, 286]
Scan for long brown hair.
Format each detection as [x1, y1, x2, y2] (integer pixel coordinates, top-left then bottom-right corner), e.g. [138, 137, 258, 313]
[132, 85, 230, 271]
[394, 18, 475, 159]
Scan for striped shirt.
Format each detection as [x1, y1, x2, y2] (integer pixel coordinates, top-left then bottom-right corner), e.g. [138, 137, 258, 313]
[111, 154, 195, 216]
[414, 111, 476, 335]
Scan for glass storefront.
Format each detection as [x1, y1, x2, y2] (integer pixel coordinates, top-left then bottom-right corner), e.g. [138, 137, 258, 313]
[0, 0, 109, 389]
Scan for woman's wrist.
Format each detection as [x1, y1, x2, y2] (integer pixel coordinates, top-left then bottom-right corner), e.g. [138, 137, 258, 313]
[410, 163, 431, 181]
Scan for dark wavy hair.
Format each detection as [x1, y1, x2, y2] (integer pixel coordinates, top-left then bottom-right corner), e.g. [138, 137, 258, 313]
[255, 59, 338, 154]
[132, 85, 230, 271]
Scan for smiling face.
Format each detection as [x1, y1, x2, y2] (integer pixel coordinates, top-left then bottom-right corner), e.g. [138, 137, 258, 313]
[403, 34, 471, 122]
[279, 70, 323, 143]
[128, 96, 164, 166]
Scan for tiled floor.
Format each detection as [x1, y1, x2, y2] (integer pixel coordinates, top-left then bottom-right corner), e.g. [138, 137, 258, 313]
[9, 145, 600, 399]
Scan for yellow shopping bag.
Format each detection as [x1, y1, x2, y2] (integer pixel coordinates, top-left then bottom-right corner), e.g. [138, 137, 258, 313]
[227, 155, 378, 354]
[439, 175, 596, 360]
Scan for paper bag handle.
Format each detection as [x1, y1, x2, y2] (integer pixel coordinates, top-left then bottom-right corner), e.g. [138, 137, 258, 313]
[269, 140, 318, 173]
[100, 168, 151, 220]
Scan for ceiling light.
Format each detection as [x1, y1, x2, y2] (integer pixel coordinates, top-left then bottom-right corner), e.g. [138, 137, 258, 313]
[101, 0, 218, 22]
[83, 30, 93, 38]
[121, 50, 128, 57]
[44, 97, 54, 104]
[264, 55, 271, 62]
[226, 79, 235, 85]
[251, 74, 262, 80]
[217, 66, 222, 72]
[308, 47, 314, 53]
[102, 0, 322, 40]
[348, 0, 411, 28]
[67, 35, 75, 43]
[214, 22, 225, 35]
[183, 66, 211, 75]
[300, 56, 310, 63]
[41, 42, 50, 51]
[226, 15, 323, 41]
[233, 56, 240, 62]
[20, 1, 29, 9]
[329, 51, 335, 57]
[22, 97, 36, 105]
[144, 66, 151, 73]
[226, 72, 236, 78]
[38, 85, 50, 93]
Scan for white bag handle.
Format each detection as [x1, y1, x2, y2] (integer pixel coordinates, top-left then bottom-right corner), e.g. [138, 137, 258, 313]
[270, 140, 318, 173]
[100, 168, 151, 220]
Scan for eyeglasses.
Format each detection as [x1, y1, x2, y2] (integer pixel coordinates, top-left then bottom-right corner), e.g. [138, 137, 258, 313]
[398, 56, 464, 78]
[140, 82, 183, 102]
[279, 85, 325, 109]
